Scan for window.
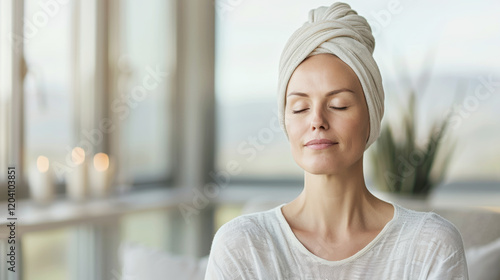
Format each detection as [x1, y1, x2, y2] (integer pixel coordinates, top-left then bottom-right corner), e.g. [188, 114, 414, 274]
[215, 0, 500, 183]
[0, 0, 13, 182]
[121, 210, 170, 250]
[0, 0, 25, 200]
[117, 0, 176, 184]
[11, 0, 178, 191]
[23, 0, 73, 185]
[22, 228, 72, 280]
[0, 0, 216, 279]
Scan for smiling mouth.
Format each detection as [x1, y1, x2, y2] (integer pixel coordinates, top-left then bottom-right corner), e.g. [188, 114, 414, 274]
[305, 143, 338, 150]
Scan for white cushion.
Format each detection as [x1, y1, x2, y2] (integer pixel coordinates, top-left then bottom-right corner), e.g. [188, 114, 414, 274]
[119, 242, 208, 280]
[466, 237, 500, 280]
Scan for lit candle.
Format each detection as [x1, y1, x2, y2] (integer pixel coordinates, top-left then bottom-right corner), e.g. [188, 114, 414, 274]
[65, 147, 88, 201]
[28, 156, 55, 205]
[89, 153, 114, 198]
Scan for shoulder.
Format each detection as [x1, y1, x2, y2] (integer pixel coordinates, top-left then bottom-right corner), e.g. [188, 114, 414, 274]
[396, 205, 466, 256]
[205, 209, 279, 278]
[211, 208, 278, 251]
[415, 210, 465, 253]
[215, 209, 274, 238]
[394, 205, 468, 278]
[396, 206, 469, 278]
[419, 211, 464, 245]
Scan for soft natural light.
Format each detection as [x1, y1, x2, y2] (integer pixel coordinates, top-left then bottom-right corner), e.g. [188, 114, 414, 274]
[71, 147, 85, 165]
[93, 152, 110, 172]
[215, 0, 500, 181]
[36, 155, 50, 173]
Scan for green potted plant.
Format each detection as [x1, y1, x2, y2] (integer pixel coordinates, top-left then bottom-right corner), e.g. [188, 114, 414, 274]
[369, 90, 454, 200]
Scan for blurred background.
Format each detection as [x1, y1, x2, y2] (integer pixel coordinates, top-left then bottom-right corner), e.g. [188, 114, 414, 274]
[0, 0, 499, 279]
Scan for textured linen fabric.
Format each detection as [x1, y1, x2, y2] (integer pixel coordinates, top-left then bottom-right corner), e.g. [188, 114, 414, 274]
[277, 2, 385, 151]
[204, 203, 469, 279]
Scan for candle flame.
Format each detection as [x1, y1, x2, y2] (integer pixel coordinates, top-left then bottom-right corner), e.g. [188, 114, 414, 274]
[37, 156, 50, 173]
[93, 153, 109, 172]
[71, 147, 85, 165]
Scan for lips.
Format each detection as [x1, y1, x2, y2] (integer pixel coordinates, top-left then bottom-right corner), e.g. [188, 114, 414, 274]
[304, 139, 338, 150]
[305, 139, 336, 146]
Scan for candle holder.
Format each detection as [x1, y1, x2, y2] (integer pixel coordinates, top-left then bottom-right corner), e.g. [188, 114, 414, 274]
[28, 156, 55, 205]
[65, 147, 88, 201]
[89, 153, 115, 198]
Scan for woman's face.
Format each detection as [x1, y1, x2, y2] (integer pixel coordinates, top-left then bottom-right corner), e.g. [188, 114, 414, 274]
[285, 54, 370, 175]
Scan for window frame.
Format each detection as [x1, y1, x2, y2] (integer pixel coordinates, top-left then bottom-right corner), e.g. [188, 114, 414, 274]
[0, 0, 27, 202]
[1, 0, 217, 278]
[0, 0, 182, 202]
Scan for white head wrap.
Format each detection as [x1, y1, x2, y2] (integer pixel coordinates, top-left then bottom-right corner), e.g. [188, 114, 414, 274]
[277, 2, 385, 151]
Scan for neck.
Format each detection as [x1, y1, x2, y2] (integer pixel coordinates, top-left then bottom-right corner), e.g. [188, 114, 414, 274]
[285, 159, 388, 240]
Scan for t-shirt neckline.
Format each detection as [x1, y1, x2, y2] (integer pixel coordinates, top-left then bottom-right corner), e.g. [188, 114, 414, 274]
[274, 201, 399, 266]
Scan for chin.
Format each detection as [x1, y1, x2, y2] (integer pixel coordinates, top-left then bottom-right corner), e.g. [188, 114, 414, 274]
[299, 161, 344, 175]
[304, 168, 339, 175]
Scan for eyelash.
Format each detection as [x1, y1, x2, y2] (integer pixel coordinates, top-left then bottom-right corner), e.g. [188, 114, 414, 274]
[292, 107, 348, 114]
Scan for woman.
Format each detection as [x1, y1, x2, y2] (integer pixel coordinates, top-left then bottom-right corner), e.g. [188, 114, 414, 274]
[205, 2, 468, 279]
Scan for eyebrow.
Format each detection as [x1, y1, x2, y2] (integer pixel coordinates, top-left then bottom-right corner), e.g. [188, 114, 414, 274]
[287, 88, 355, 98]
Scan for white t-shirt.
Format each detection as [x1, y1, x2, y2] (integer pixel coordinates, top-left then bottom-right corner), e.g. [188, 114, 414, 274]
[204, 202, 469, 279]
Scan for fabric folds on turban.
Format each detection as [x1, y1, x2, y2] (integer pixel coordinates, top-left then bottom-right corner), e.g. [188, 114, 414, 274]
[277, 2, 385, 151]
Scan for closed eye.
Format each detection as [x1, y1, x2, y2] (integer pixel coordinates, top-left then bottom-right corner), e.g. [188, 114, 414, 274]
[292, 109, 308, 114]
[292, 107, 347, 114]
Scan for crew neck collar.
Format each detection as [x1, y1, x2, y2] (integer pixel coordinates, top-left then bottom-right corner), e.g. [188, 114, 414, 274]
[274, 201, 399, 266]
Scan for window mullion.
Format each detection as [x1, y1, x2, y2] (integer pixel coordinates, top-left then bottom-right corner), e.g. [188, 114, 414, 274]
[0, 0, 27, 201]
[175, 0, 216, 258]
[74, 0, 109, 156]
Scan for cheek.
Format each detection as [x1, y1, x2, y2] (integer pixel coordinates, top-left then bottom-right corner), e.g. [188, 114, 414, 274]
[285, 114, 301, 135]
[338, 111, 369, 139]
[285, 115, 306, 150]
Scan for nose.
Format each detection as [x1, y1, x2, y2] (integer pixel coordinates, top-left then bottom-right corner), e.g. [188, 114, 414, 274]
[310, 106, 329, 131]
